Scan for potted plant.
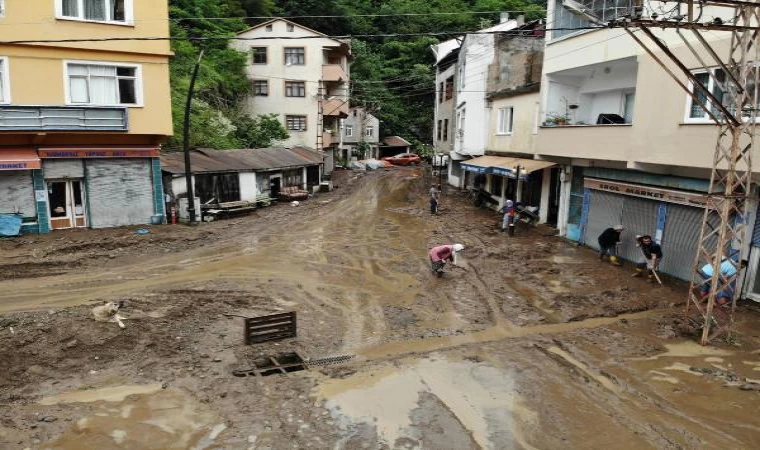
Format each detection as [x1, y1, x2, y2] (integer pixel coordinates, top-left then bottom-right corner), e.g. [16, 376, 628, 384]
[543, 118, 556, 127]
[554, 116, 569, 126]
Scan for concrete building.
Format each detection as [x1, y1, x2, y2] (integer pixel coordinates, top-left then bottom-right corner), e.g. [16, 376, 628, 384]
[431, 17, 522, 188]
[534, 1, 760, 286]
[161, 147, 323, 207]
[0, 0, 172, 233]
[232, 18, 351, 172]
[341, 107, 380, 160]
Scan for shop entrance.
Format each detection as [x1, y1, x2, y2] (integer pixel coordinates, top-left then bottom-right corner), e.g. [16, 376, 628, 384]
[47, 179, 87, 230]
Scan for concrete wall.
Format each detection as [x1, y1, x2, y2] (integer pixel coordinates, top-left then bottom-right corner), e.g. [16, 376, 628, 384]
[0, 1, 172, 138]
[487, 92, 540, 154]
[535, 5, 749, 172]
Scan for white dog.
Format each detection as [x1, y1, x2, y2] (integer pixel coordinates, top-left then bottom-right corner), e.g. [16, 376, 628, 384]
[92, 301, 126, 329]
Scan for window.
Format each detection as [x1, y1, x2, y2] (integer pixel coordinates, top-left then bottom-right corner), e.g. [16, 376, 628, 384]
[59, 0, 131, 24]
[67, 62, 140, 106]
[686, 67, 759, 121]
[286, 115, 307, 131]
[251, 47, 267, 64]
[0, 0, 5, 17]
[438, 82, 444, 103]
[553, 0, 631, 39]
[437, 120, 442, 141]
[0, 58, 8, 103]
[365, 126, 374, 137]
[285, 81, 306, 97]
[497, 107, 513, 134]
[623, 92, 635, 123]
[443, 119, 449, 141]
[284, 48, 305, 66]
[445, 76, 454, 100]
[252, 80, 268, 96]
[459, 63, 466, 89]
[265, 24, 273, 31]
[287, 23, 294, 32]
[345, 125, 353, 137]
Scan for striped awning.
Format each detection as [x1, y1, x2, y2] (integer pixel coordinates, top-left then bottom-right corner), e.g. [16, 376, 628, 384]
[461, 155, 555, 179]
[0, 148, 41, 170]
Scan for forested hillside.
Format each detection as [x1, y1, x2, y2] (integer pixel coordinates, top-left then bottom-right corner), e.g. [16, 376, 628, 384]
[168, 0, 545, 150]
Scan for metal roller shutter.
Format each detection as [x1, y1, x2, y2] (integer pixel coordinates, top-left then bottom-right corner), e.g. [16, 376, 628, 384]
[619, 197, 659, 264]
[0, 171, 36, 217]
[87, 159, 154, 228]
[43, 160, 84, 179]
[659, 204, 718, 281]
[583, 190, 624, 251]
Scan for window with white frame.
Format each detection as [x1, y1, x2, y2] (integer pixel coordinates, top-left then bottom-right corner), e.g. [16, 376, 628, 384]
[365, 126, 374, 137]
[284, 48, 305, 66]
[59, 0, 132, 24]
[67, 62, 140, 105]
[686, 67, 760, 121]
[345, 125, 353, 137]
[0, 0, 5, 17]
[0, 57, 9, 103]
[497, 107, 513, 134]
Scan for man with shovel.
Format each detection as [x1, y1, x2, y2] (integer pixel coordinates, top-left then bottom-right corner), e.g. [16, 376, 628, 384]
[429, 243, 465, 277]
[633, 235, 663, 284]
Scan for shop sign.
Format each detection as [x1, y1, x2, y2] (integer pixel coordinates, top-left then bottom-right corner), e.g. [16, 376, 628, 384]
[39, 148, 160, 158]
[461, 163, 490, 174]
[584, 177, 708, 207]
[0, 161, 38, 170]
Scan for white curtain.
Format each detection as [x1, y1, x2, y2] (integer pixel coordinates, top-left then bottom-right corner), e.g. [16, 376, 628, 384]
[62, 0, 79, 16]
[84, 0, 106, 21]
[89, 65, 117, 104]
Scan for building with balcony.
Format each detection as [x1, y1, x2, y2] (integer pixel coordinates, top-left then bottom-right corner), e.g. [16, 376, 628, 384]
[0, 0, 172, 234]
[535, 0, 760, 287]
[232, 19, 351, 173]
[340, 107, 380, 160]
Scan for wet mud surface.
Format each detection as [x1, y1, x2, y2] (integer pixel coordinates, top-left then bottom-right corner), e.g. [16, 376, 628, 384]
[1, 168, 760, 449]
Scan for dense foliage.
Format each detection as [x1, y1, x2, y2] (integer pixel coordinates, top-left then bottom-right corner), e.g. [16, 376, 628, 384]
[168, 0, 545, 150]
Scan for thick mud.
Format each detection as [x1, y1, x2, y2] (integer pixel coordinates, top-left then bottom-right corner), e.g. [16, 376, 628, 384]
[1, 168, 759, 449]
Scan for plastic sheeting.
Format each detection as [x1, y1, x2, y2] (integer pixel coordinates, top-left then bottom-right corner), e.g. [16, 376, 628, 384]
[0, 214, 23, 236]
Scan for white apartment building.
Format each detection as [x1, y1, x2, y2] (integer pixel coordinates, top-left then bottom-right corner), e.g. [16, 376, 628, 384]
[432, 17, 521, 188]
[535, 1, 760, 289]
[341, 107, 380, 160]
[232, 19, 351, 169]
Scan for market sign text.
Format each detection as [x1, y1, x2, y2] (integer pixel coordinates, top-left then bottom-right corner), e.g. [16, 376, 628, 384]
[584, 178, 707, 207]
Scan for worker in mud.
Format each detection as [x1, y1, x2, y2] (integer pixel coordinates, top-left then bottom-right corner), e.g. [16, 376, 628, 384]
[633, 235, 663, 283]
[597, 225, 624, 266]
[499, 200, 515, 231]
[698, 257, 747, 306]
[429, 243, 464, 277]
[430, 184, 440, 215]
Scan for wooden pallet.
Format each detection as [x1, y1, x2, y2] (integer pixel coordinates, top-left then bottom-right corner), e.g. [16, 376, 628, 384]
[244, 311, 297, 345]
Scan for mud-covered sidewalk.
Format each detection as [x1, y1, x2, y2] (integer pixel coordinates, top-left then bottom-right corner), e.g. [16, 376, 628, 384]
[1, 168, 759, 450]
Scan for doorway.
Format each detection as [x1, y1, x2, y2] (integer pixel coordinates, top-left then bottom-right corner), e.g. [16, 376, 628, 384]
[47, 180, 87, 230]
[547, 167, 561, 226]
[270, 176, 281, 199]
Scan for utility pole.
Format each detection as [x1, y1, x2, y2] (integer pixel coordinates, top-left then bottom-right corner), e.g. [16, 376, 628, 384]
[612, 1, 759, 344]
[182, 49, 204, 225]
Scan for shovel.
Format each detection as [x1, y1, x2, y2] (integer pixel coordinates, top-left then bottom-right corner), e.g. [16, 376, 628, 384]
[647, 259, 663, 286]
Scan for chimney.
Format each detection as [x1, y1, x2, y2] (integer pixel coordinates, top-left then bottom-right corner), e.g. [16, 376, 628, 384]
[500, 12, 509, 23]
[516, 14, 525, 26]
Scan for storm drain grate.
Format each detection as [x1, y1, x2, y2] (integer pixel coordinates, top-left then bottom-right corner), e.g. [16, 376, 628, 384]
[233, 352, 306, 377]
[232, 353, 355, 377]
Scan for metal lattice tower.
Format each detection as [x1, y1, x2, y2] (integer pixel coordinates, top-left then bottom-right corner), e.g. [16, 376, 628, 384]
[613, 0, 760, 344]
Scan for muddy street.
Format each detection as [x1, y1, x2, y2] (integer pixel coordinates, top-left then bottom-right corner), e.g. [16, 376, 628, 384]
[1, 169, 759, 450]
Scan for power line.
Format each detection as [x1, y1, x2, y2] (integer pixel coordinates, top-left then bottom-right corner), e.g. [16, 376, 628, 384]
[0, 26, 603, 45]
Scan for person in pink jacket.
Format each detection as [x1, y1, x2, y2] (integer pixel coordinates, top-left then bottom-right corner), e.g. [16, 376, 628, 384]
[429, 243, 464, 277]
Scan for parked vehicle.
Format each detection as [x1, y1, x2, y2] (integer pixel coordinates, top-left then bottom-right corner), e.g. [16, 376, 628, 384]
[382, 153, 421, 166]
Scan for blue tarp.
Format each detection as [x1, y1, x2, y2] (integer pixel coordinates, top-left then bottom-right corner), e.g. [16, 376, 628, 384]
[0, 214, 22, 237]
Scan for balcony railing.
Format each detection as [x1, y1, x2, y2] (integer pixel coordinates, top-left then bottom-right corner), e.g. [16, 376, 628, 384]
[0, 105, 128, 132]
[322, 98, 349, 117]
[322, 64, 348, 82]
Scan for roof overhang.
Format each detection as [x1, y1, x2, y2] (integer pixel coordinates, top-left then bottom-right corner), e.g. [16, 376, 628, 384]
[461, 155, 555, 179]
[0, 148, 41, 170]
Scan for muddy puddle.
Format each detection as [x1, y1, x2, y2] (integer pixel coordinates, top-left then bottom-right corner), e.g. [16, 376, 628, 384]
[315, 354, 537, 449]
[40, 386, 226, 450]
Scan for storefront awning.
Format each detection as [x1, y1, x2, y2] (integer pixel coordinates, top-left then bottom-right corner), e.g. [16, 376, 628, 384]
[461, 155, 556, 179]
[0, 148, 41, 170]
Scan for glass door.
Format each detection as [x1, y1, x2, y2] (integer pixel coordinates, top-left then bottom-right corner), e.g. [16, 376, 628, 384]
[47, 180, 87, 230]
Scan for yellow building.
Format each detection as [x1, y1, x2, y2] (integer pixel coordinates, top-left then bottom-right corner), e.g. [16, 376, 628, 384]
[0, 0, 172, 233]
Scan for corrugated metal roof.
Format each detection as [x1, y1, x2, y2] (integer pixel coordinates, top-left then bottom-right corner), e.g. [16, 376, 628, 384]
[161, 146, 323, 175]
[382, 136, 412, 147]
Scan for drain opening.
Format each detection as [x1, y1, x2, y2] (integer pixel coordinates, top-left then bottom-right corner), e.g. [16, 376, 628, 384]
[233, 351, 306, 377]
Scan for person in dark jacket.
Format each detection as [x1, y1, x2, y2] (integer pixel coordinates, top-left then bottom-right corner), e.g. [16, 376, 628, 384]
[634, 235, 663, 283]
[597, 225, 624, 266]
